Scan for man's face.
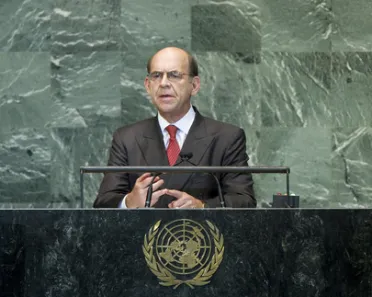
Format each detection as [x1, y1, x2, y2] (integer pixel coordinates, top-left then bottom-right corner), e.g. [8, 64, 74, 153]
[144, 48, 200, 122]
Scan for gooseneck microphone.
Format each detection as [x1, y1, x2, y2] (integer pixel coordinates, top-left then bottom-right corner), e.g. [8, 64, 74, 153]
[144, 153, 226, 208]
[179, 152, 226, 208]
[179, 152, 193, 160]
[144, 158, 187, 208]
[144, 172, 161, 208]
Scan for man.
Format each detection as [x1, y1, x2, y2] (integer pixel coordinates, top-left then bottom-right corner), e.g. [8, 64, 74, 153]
[93, 47, 256, 208]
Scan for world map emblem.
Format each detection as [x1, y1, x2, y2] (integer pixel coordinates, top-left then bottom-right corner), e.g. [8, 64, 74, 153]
[142, 219, 224, 288]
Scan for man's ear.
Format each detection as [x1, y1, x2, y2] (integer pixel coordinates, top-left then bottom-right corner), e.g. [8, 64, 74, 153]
[191, 76, 200, 96]
[144, 76, 150, 93]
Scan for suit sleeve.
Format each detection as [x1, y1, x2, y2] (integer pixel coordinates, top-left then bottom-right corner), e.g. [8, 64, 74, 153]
[93, 130, 131, 208]
[204, 128, 256, 208]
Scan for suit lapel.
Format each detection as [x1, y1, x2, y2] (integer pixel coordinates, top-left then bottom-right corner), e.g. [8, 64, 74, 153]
[135, 117, 168, 166]
[180, 111, 214, 165]
[169, 108, 215, 192]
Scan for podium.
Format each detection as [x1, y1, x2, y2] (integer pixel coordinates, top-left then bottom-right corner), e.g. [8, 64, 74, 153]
[1, 209, 372, 297]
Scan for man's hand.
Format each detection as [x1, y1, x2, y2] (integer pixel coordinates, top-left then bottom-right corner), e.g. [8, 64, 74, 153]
[166, 189, 204, 209]
[126, 173, 168, 208]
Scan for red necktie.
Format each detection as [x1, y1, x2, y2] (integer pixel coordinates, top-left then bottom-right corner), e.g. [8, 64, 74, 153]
[166, 125, 180, 166]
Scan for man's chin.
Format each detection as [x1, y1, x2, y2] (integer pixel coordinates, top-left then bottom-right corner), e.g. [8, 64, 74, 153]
[159, 108, 176, 116]
[156, 102, 177, 113]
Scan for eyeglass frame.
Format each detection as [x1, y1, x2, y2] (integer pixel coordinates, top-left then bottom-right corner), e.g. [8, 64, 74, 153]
[146, 70, 195, 82]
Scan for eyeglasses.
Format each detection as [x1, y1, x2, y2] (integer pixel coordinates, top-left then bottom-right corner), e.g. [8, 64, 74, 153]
[147, 71, 192, 82]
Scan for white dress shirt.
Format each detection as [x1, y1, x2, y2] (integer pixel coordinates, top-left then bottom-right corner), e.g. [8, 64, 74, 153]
[120, 105, 196, 208]
[157, 105, 195, 149]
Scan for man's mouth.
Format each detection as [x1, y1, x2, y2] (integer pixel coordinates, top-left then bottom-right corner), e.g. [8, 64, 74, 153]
[159, 94, 173, 98]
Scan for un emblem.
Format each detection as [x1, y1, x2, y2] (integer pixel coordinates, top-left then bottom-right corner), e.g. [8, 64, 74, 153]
[142, 219, 224, 288]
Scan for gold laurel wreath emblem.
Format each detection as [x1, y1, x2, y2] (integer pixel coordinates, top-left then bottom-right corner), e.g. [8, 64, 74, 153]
[142, 220, 224, 289]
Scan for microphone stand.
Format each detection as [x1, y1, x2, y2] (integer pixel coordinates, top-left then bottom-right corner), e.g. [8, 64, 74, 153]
[144, 158, 185, 208]
[179, 153, 226, 208]
[144, 173, 159, 208]
[144, 153, 227, 208]
[210, 174, 226, 208]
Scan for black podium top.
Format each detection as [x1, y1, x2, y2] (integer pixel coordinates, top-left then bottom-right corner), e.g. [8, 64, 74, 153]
[1, 209, 371, 297]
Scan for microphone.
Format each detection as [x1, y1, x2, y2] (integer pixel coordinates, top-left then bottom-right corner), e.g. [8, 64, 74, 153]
[144, 172, 162, 208]
[180, 152, 193, 160]
[179, 152, 226, 208]
[144, 158, 188, 207]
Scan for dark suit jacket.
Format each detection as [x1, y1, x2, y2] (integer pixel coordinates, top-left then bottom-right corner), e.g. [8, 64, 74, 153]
[93, 108, 256, 208]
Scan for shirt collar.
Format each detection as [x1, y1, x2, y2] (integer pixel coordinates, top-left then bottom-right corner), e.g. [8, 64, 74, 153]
[158, 105, 196, 134]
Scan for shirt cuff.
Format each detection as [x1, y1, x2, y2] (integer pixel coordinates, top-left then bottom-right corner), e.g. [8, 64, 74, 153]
[119, 194, 128, 209]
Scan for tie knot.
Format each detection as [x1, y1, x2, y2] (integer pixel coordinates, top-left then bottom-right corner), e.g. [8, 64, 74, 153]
[166, 125, 178, 139]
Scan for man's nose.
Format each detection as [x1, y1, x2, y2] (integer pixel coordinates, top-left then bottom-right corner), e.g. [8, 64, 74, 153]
[159, 73, 171, 86]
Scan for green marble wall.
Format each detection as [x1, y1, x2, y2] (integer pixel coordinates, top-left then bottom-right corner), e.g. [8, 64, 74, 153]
[0, 0, 371, 208]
